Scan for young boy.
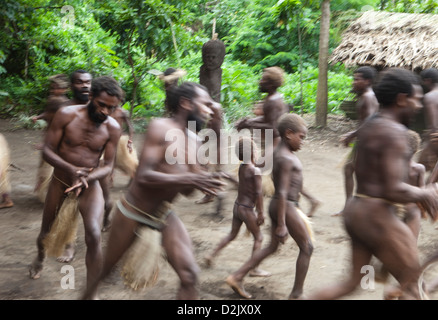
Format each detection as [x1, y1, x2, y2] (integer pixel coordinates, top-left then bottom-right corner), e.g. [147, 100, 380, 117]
[204, 137, 270, 277]
[226, 113, 314, 299]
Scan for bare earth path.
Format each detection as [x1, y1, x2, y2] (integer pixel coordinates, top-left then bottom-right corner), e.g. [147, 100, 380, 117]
[1, 115, 438, 304]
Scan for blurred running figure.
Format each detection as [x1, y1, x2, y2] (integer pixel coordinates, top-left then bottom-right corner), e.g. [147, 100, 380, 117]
[333, 66, 379, 217]
[82, 82, 227, 300]
[307, 68, 438, 300]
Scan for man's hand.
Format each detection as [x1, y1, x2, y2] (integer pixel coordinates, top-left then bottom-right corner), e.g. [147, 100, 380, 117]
[256, 212, 265, 226]
[235, 118, 248, 131]
[127, 138, 133, 153]
[65, 167, 93, 197]
[340, 131, 355, 147]
[275, 225, 288, 244]
[192, 172, 227, 196]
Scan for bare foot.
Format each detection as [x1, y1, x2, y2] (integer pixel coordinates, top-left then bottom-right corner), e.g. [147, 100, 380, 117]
[383, 285, 403, 300]
[56, 244, 75, 263]
[249, 268, 271, 277]
[331, 210, 343, 217]
[195, 194, 215, 204]
[0, 201, 13, 209]
[289, 293, 306, 300]
[226, 275, 253, 299]
[307, 199, 321, 217]
[29, 260, 43, 279]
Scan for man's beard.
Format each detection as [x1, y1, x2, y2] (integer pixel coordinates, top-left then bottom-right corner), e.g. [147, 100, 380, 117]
[188, 113, 205, 132]
[88, 100, 107, 125]
[74, 90, 90, 103]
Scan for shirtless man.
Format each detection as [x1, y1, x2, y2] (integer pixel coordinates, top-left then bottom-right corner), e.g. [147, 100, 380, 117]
[237, 67, 320, 216]
[29, 77, 123, 297]
[236, 67, 288, 153]
[226, 113, 314, 299]
[81, 82, 226, 300]
[417, 68, 438, 173]
[69, 69, 93, 105]
[333, 66, 379, 216]
[204, 137, 270, 277]
[307, 68, 438, 300]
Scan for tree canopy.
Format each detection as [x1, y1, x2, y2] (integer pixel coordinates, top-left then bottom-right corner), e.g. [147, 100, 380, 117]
[1, 0, 437, 127]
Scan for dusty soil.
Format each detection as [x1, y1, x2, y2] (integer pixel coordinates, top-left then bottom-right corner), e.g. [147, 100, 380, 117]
[1, 115, 438, 301]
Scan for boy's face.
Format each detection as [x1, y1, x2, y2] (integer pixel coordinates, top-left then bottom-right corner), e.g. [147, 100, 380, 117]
[352, 73, 369, 94]
[286, 126, 307, 151]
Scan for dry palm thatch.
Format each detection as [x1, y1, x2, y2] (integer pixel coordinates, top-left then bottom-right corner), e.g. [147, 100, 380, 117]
[330, 11, 438, 71]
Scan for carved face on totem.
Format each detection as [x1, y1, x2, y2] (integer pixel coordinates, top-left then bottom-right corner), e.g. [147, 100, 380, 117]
[202, 40, 226, 70]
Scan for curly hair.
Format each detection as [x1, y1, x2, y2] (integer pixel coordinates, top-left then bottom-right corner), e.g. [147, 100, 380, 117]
[91, 76, 125, 102]
[420, 68, 438, 84]
[354, 66, 377, 83]
[166, 82, 208, 114]
[263, 67, 285, 88]
[277, 113, 307, 138]
[374, 68, 417, 108]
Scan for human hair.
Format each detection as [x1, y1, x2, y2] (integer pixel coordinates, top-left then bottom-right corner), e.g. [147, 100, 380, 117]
[406, 129, 421, 157]
[374, 68, 416, 108]
[277, 113, 307, 138]
[166, 82, 208, 114]
[263, 67, 285, 88]
[164, 67, 177, 76]
[91, 76, 125, 102]
[70, 69, 91, 83]
[235, 137, 258, 162]
[49, 74, 69, 89]
[420, 68, 438, 84]
[354, 66, 377, 83]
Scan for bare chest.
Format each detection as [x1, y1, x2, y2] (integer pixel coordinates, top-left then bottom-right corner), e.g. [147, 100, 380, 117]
[63, 119, 110, 153]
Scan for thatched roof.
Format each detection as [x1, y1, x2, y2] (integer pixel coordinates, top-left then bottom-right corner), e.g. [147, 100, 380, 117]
[330, 11, 438, 71]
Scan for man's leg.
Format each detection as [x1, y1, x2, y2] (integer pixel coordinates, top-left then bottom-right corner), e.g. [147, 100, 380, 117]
[78, 182, 106, 296]
[332, 161, 354, 217]
[29, 178, 66, 279]
[226, 223, 280, 299]
[286, 207, 314, 299]
[161, 212, 200, 300]
[306, 240, 372, 299]
[82, 207, 138, 299]
[374, 220, 422, 299]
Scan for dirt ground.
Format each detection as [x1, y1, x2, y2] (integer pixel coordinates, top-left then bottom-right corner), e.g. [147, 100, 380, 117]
[1, 114, 438, 301]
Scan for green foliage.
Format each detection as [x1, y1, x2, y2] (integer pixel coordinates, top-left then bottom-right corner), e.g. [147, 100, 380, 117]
[2, 0, 437, 128]
[281, 64, 353, 115]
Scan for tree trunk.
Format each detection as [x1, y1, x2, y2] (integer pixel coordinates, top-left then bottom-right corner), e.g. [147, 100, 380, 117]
[315, 0, 330, 127]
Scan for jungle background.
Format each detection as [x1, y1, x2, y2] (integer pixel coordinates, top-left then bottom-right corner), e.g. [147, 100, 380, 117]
[1, 0, 438, 130]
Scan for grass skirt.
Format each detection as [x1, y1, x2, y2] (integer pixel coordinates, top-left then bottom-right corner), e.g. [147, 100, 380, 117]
[120, 226, 163, 290]
[42, 193, 80, 257]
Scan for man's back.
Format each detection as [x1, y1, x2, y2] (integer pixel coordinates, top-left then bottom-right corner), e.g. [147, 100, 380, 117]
[355, 115, 409, 198]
